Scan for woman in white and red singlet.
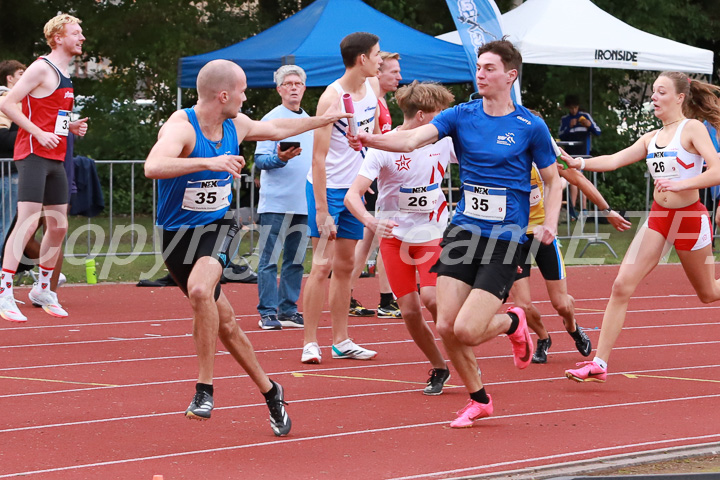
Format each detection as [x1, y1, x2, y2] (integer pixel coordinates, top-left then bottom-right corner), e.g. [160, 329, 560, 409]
[345, 81, 455, 395]
[564, 72, 720, 383]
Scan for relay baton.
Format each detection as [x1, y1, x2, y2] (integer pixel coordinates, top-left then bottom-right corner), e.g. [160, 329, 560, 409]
[551, 137, 568, 169]
[342, 93, 358, 136]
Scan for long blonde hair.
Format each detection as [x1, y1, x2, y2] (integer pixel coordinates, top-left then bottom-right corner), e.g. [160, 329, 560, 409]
[660, 71, 720, 129]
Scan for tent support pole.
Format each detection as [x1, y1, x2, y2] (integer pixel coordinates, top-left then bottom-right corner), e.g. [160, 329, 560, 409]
[518, 64, 523, 88]
[589, 67, 593, 115]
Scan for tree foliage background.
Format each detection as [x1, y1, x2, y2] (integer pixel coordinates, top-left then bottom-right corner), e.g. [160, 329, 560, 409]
[0, 0, 717, 212]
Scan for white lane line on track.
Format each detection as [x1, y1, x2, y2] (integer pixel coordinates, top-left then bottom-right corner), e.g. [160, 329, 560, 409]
[2, 362, 720, 433]
[1, 333, 719, 376]
[0, 358, 448, 398]
[1, 340, 720, 398]
[0, 292, 703, 333]
[1, 304, 719, 351]
[0, 305, 439, 332]
[0, 335, 422, 351]
[2, 394, 720, 478]
[0, 316, 193, 331]
[386, 434, 720, 480]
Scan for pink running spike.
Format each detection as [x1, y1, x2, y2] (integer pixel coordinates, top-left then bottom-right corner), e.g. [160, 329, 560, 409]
[450, 396, 494, 428]
[565, 361, 607, 382]
[507, 306, 532, 369]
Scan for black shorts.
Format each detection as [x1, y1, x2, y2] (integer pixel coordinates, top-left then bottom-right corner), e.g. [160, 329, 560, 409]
[161, 215, 238, 301]
[15, 154, 68, 205]
[430, 223, 521, 301]
[516, 234, 565, 281]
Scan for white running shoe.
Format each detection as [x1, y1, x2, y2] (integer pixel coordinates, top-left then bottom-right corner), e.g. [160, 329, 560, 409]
[301, 342, 322, 364]
[0, 295, 27, 322]
[58, 273, 67, 287]
[331, 339, 377, 360]
[28, 284, 68, 318]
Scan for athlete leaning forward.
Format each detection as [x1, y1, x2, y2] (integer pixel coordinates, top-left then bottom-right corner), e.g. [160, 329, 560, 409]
[349, 39, 563, 428]
[145, 59, 351, 435]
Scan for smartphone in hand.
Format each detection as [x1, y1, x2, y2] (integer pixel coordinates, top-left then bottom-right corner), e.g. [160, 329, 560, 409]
[279, 141, 301, 151]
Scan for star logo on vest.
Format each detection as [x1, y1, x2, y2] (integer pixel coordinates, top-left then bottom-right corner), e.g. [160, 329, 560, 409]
[395, 154, 412, 171]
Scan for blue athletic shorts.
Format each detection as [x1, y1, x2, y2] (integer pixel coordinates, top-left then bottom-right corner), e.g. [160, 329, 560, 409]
[306, 181, 364, 240]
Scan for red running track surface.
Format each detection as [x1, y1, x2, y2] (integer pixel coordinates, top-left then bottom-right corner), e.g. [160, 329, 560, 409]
[1, 263, 719, 479]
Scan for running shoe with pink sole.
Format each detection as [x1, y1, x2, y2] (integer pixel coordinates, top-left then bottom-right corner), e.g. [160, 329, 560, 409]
[28, 284, 68, 318]
[0, 295, 27, 322]
[507, 306, 532, 369]
[450, 395, 494, 428]
[565, 361, 607, 382]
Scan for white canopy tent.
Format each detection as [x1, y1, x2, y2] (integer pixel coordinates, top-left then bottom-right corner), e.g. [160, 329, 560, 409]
[438, 0, 714, 254]
[438, 0, 714, 75]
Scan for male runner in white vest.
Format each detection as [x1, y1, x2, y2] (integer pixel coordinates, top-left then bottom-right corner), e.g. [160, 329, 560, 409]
[301, 32, 383, 364]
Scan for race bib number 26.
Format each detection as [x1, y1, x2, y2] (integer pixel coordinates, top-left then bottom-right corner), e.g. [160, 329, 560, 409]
[398, 183, 440, 213]
[646, 152, 679, 180]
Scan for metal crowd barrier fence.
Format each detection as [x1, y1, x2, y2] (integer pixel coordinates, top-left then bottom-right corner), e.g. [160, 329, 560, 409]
[558, 169, 617, 258]
[443, 161, 720, 260]
[0, 158, 16, 237]
[4, 157, 718, 262]
[0, 158, 253, 261]
[444, 162, 618, 258]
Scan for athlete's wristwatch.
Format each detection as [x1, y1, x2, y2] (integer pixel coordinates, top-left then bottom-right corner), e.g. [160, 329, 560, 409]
[602, 208, 613, 216]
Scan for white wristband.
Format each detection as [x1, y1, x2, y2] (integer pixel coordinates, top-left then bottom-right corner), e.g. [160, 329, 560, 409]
[579, 157, 586, 171]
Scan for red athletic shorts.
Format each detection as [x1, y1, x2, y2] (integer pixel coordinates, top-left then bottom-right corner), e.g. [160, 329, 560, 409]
[647, 200, 712, 251]
[379, 237, 441, 299]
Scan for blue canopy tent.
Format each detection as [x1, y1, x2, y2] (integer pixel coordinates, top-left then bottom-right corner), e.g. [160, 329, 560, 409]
[178, 0, 472, 92]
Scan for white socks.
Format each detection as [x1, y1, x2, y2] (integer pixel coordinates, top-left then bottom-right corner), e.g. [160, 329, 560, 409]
[593, 356, 608, 369]
[0, 269, 15, 298]
[39, 265, 54, 291]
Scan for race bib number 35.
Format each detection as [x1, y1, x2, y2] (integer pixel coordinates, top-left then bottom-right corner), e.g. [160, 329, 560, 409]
[182, 176, 232, 212]
[398, 183, 440, 213]
[463, 184, 506, 221]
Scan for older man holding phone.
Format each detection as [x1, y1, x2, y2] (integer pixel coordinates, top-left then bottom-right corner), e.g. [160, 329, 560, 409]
[253, 65, 313, 330]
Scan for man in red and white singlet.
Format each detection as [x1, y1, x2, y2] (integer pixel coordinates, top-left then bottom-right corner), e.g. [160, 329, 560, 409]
[0, 14, 89, 322]
[376, 52, 401, 134]
[345, 81, 456, 395]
